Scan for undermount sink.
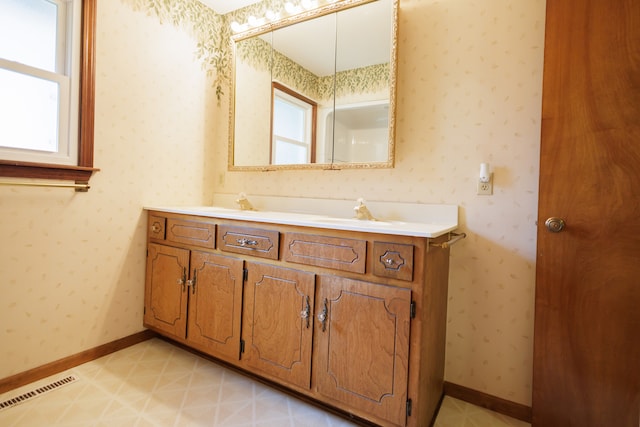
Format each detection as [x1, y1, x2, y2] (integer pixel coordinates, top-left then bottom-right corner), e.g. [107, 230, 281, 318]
[189, 206, 244, 213]
[309, 217, 400, 226]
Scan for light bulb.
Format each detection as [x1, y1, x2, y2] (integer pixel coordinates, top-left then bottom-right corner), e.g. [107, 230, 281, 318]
[230, 21, 243, 33]
[301, 0, 317, 10]
[285, 2, 301, 14]
[265, 10, 279, 21]
[247, 15, 265, 27]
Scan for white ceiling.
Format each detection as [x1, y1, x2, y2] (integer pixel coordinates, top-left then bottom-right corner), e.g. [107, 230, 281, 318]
[268, 0, 391, 76]
[198, 0, 262, 14]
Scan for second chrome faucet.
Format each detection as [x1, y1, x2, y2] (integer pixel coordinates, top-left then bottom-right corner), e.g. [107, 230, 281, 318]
[354, 198, 376, 221]
[235, 192, 255, 211]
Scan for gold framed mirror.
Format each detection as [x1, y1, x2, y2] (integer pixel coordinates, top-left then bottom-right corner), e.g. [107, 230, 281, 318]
[228, 0, 398, 171]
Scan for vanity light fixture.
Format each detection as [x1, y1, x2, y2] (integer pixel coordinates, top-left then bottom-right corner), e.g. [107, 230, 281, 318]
[231, 0, 338, 33]
[477, 162, 493, 195]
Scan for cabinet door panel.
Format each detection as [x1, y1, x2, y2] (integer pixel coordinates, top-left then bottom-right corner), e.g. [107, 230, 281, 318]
[243, 262, 315, 389]
[188, 252, 244, 362]
[144, 243, 189, 338]
[315, 275, 411, 426]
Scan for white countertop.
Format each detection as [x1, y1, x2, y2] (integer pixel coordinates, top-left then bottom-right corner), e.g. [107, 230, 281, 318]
[145, 205, 458, 238]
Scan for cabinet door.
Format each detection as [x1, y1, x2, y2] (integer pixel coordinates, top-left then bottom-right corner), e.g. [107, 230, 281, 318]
[314, 275, 411, 426]
[187, 252, 244, 362]
[144, 243, 189, 338]
[242, 262, 315, 389]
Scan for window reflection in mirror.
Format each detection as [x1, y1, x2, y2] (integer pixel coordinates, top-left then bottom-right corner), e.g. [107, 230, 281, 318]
[271, 82, 317, 164]
[270, 12, 336, 164]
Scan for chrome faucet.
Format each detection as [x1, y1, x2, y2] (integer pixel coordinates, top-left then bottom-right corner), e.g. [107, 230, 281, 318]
[235, 192, 255, 211]
[354, 198, 376, 221]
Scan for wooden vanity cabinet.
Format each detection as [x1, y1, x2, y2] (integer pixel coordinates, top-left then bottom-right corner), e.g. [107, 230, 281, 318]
[144, 219, 244, 364]
[144, 210, 451, 427]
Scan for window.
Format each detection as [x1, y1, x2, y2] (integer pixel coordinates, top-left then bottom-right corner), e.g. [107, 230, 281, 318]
[271, 82, 317, 165]
[0, 0, 97, 182]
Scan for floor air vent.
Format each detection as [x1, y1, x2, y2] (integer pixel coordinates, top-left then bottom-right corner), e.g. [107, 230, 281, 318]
[0, 374, 79, 411]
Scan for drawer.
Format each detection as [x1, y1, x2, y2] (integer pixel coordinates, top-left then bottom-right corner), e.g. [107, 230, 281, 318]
[283, 232, 366, 274]
[217, 225, 279, 260]
[166, 218, 216, 249]
[148, 215, 166, 240]
[372, 241, 414, 282]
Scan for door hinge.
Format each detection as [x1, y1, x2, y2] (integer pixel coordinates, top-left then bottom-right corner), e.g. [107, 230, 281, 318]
[406, 398, 413, 417]
[240, 339, 245, 354]
[243, 269, 248, 282]
[410, 301, 416, 319]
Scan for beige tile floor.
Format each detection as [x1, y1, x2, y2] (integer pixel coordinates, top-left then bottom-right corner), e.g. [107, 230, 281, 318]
[0, 338, 530, 427]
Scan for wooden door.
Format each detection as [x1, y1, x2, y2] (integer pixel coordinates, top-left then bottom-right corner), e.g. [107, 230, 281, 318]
[533, 0, 640, 425]
[242, 262, 315, 390]
[187, 252, 244, 362]
[144, 243, 189, 338]
[314, 275, 411, 426]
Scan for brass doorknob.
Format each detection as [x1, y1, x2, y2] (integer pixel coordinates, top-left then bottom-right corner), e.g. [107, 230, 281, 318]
[545, 217, 566, 233]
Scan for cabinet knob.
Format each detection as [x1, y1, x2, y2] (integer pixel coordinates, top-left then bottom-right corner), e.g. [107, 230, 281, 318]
[380, 251, 404, 270]
[544, 217, 566, 233]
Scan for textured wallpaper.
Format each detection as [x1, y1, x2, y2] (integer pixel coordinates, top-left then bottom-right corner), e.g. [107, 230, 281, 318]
[0, 0, 545, 408]
[218, 0, 545, 405]
[0, 0, 219, 378]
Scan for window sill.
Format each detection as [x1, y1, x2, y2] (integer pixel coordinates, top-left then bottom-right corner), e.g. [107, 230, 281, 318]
[0, 160, 99, 182]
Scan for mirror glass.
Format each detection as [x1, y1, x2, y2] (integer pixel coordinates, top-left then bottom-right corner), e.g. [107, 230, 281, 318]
[229, 0, 397, 170]
[270, 13, 336, 165]
[233, 32, 273, 166]
[333, 0, 392, 164]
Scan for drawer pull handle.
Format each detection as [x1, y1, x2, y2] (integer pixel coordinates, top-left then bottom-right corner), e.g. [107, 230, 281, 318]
[151, 223, 161, 233]
[300, 296, 311, 328]
[236, 238, 258, 247]
[317, 298, 328, 332]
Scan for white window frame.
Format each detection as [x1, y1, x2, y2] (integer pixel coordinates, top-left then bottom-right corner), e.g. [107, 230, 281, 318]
[0, 0, 85, 168]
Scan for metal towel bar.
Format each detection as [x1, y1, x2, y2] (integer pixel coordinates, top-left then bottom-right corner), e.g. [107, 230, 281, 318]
[0, 180, 90, 192]
[430, 232, 466, 249]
